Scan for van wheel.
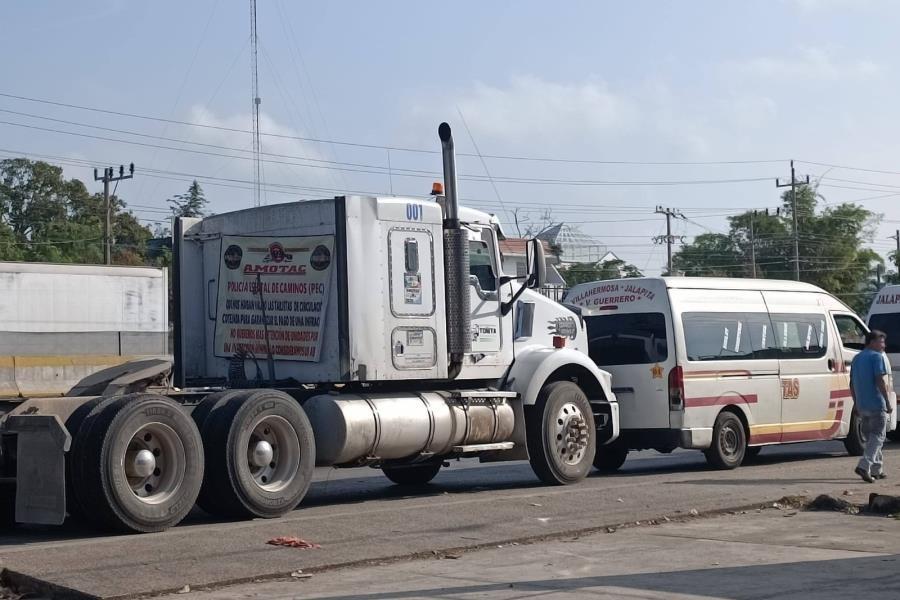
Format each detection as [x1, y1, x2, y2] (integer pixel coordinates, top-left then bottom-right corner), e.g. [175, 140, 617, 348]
[382, 462, 442, 485]
[526, 381, 596, 485]
[742, 446, 762, 464]
[69, 394, 204, 533]
[844, 409, 866, 456]
[888, 429, 900, 443]
[198, 389, 315, 519]
[593, 439, 628, 472]
[704, 411, 746, 470]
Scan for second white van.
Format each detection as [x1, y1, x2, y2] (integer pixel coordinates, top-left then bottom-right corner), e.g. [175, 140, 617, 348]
[566, 277, 887, 470]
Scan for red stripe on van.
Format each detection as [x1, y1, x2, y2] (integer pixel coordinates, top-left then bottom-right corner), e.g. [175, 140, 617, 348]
[684, 394, 758, 408]
[748, 408, 844, 445]
[830, 389, 851, 399]
[749, 432, 781, 444]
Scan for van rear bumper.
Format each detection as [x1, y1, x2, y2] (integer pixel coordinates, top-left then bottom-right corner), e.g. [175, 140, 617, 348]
[680, 427, 713, 449]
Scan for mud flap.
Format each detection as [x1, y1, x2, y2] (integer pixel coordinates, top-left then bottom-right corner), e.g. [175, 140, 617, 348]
[4, 414, 71, 525]
[592, 400, 620, 445]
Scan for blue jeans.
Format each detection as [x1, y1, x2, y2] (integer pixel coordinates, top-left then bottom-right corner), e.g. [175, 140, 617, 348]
[857, 409, 888, 475]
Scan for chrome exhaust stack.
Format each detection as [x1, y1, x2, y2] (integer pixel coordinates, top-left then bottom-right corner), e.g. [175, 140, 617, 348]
[438, 122, 470, 378]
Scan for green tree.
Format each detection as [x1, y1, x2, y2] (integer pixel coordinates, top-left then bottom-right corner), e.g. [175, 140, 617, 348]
[672, 185, 881, 313]
[167, 180, 208, 218]
[560, 259, 643, 286]
[0, 158, 155, 265]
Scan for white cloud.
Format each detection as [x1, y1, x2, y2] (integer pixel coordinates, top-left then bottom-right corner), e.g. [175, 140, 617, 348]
[419, 75, 638, 146]
[728, 46, 883, 82]
[186, 106, 340, 199]
[788, 0, 872, 12]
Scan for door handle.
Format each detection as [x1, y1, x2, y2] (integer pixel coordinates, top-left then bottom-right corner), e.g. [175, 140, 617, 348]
[827, 359, 835, 372]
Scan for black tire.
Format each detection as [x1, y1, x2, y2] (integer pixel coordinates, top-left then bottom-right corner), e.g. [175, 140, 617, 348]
[69, 393, 204, 533]
[704, 411, 746, 470]
[844, 409, 866, 456]
[0, 482, 14, 526]
[63, 397, 105, 523]
[593, 439, 628, 472]
[382, 462, 442, 485]
[742, 445, 762, 464]
[526, 381, 596, 485]
[190, 389, 248, 432]
[198, 389, 315, 519]
[888, 428, 900, 443]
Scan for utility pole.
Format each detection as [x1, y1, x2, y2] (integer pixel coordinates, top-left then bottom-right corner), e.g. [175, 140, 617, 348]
[892, 230, 900, 270]
[776, 160, 810, 281]
[749, 210, 757, 278]
[653, 206, 684, 276]
[94, 164, 135, 265]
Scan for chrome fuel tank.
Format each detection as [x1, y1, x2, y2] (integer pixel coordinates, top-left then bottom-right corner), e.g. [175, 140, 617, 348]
[304, 391, 515, 465]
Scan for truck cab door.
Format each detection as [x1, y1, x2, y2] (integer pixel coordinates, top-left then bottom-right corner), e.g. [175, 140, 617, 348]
[464, 225, 515, 375]
[468, 233, 502, 354]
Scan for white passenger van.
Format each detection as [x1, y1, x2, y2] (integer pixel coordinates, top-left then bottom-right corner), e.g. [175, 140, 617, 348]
[565, 277, 883, 470]
[866, 284, 900, 440]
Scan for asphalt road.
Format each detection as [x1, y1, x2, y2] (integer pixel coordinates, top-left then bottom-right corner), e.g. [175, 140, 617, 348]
[1, 441, 898, 598]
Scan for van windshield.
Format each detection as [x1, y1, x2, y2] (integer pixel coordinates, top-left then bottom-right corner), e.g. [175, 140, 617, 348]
[585, 313, 668, 366]
[868, 313, 900, 353]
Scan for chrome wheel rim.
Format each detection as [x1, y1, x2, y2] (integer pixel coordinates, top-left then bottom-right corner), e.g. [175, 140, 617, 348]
[247, 415, 300, 492]
[553, 402, 590, 466]
[124, 422, 186, 504]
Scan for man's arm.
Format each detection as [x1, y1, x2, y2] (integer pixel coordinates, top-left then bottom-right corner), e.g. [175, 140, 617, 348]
[875, 354, 893, 413]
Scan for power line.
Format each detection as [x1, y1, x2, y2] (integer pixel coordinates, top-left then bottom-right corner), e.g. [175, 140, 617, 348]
[0, 91, 789, 165]
[0, 117, 781, 187]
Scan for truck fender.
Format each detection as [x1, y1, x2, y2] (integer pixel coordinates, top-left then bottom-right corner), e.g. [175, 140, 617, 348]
[505, 346, 619, 445]
[505, 346, 615, 406]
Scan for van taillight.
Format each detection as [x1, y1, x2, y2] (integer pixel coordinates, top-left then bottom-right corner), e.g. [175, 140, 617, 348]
[669, 366, 684, 410]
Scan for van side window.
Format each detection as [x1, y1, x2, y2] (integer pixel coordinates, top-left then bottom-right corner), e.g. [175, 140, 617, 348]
[834, 314, 867, 351]
[585, 313, 667, 366]
[683, 312, 775, 361]
[769, 313, 828, 359]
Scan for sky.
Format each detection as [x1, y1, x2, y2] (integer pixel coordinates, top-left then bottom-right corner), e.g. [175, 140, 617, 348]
[3, 0, 900, 275]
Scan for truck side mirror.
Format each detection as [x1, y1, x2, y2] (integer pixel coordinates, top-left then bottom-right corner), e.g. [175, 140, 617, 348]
[526, 239, 546, 289]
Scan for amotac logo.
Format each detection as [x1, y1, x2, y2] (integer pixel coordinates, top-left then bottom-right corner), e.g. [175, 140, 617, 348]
[263, 242, 293, 264]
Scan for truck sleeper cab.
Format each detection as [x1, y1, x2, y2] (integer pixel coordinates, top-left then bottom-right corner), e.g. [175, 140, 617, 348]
[566, 276, 890, 471]
[0, 123, 618, 533]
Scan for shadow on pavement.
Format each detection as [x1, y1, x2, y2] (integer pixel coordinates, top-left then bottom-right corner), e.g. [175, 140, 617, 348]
[299, 554, 900, 600]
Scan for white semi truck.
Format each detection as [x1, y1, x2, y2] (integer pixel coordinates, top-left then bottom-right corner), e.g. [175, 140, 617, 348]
[0, 123, 618, 533]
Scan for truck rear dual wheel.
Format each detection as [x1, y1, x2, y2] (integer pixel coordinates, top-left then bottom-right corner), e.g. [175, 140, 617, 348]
[526, 381, 596, 485]
[68, 393, 204, 533]
[195, 389, 315, 519]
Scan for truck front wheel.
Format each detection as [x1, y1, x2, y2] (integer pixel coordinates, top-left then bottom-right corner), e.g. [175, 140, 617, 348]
[526, 381, 596, 485]
[197, 390, 315, 519]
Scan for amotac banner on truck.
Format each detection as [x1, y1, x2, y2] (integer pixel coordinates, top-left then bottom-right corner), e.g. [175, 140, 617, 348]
[214, 235, 334, 361]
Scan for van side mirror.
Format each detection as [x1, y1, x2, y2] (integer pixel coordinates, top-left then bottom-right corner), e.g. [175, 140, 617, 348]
[526, 239, 546, 289]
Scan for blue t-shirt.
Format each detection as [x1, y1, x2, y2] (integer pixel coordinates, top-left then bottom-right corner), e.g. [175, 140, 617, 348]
[850, 348, 888, 412]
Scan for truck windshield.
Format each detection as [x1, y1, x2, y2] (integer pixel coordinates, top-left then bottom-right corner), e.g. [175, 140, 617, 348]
[584, 313, 668, 366]
[868, 313, 900, 353]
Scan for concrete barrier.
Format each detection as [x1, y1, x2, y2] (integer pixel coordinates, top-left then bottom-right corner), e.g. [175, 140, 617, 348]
[3, 355, 134, 398]
[0, 356, 18, 397]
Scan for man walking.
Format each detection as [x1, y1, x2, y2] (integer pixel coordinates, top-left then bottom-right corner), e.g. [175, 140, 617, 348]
[850, 330, 893, 483]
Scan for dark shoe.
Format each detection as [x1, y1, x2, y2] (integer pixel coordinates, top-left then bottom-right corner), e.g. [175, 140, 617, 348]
[856, 466, 875, 483]
[875, 472, 887, 480]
